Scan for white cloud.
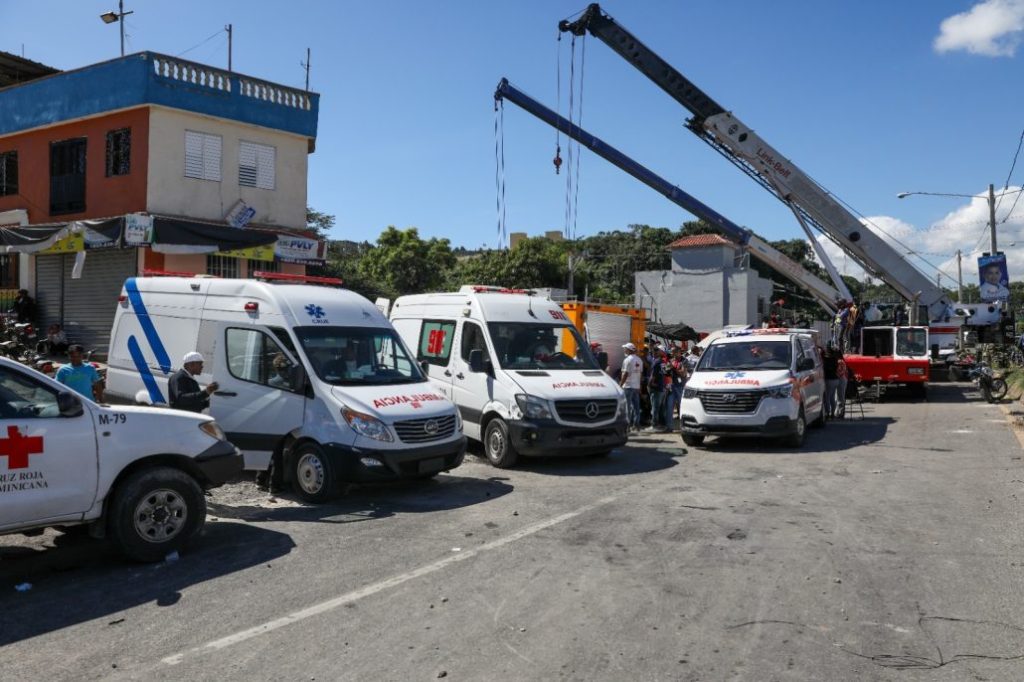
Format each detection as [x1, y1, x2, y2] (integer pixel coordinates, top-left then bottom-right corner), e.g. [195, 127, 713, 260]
[934, 0, 1024, 57]
[810, 187, 1024, 293]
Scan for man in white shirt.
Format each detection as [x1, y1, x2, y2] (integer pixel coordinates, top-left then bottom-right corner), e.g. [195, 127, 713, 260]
[620, 342, 643, 431]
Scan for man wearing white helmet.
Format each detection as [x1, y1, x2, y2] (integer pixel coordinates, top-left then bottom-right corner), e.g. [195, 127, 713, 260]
[169, 351, 219, 413]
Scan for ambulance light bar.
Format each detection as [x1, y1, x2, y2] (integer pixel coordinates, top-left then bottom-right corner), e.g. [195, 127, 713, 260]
[252, 271, 344, 286]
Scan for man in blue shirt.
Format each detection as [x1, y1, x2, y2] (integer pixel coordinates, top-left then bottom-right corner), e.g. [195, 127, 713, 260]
[55, 345, 103, 401]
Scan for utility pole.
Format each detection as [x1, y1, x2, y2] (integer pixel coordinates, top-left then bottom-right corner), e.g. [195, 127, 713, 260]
[226, 24, 233, 71]
[989, 183, 998, 254]
[304, 47, 311, 91]
[119, 0, 125, 57]
[956, 249, 963, 303]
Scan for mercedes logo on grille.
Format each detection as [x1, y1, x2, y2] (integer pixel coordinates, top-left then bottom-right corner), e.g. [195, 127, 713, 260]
[423, 420, 439, 435]
[722, 394, 738, 403]
[584, 401, 600, 419]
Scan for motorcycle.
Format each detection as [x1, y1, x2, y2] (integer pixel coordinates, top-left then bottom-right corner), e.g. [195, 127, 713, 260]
[968, 362, 1007, 403]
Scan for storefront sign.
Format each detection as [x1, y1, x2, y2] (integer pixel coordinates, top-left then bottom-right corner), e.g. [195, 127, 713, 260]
[275, 237, 325, 264]
[217, 244, 276, 261]
[41, 233, 84, 254]
[225, 200, 256, 229]
[125, 213, 153, 246]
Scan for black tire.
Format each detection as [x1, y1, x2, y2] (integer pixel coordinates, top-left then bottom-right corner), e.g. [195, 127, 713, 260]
[989, 378, 1008, 402]
[811, 404, 826, 428]
[587, 449, 613, 458]
[785, 409, 806, 448]
[483, 418, 519, 468]
[109, 467, 206, 563]
[291, 442, 340, 503]
[681, 434, 704, 447]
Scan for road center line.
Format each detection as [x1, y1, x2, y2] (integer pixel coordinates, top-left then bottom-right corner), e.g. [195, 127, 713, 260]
[161, 493, 620, 666]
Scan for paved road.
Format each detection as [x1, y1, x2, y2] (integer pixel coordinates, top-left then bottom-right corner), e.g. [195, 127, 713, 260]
[3, 384, 1023, 681]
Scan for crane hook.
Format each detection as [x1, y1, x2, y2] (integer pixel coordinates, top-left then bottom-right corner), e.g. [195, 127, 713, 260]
[553, 145, 562, 175]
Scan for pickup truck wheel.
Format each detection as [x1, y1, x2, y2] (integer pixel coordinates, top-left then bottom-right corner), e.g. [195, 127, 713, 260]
[110, 467, 206, 562]
[292, 443, 339, 503]
[484, 419, 518, 468]
[681, 434, 704, 447]
[785, 409, 806, 448]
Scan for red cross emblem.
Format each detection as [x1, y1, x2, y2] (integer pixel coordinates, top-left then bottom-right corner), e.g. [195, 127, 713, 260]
[0, 426, 44, 470]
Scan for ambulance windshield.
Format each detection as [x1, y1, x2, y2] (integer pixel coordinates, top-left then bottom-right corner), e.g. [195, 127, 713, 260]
[697, 340, 792, 372]
[487, 322, 599, 371]
[296, 326, 425, 385]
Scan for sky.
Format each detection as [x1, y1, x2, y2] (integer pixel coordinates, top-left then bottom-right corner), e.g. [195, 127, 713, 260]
[4, 0, 1024, 288]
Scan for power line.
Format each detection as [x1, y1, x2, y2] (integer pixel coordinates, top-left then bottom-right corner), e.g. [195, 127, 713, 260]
[176, 28, 226, 58]
[995, 127, 1024, 214]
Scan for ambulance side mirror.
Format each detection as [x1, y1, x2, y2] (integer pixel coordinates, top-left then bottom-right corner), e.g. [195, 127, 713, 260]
[468, 349, 485, 373]
[289, 364, 307, 393]
[596, 351, 609, 371]
[57, 391, 83, 418]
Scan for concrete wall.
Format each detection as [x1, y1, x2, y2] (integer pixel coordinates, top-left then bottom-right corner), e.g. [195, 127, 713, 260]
[146, 106, 308, 229]
[635, 267, 775, 334]
[162, 253, 305, 277]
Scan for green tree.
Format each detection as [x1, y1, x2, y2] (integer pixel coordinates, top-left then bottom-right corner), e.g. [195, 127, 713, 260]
[359, 226, 456, 297]
[449, 236, 569, 290]
[305, 206, 335, 238]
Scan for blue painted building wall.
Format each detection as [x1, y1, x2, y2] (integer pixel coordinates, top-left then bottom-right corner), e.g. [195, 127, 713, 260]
[0, 52, 318, 141]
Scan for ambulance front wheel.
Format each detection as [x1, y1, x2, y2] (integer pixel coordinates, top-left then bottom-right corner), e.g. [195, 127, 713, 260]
[109, 466, 207, 562]
[484, 418, 519, 469]
[291, 442, 339, 503]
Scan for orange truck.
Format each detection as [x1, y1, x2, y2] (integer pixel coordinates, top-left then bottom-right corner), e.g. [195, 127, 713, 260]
[560, 301, 647, 375]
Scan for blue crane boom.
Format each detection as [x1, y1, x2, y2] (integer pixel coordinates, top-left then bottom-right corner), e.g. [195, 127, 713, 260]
[494, 78, 842, 313]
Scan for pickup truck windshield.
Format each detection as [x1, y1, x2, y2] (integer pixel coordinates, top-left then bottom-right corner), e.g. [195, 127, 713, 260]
[487, 322, 599, 370]
[697, 340, 792, 371]
[295, 326, 425, 386]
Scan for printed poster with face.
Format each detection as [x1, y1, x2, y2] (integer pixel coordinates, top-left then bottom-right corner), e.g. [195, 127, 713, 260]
[978, 253, 1010, 302]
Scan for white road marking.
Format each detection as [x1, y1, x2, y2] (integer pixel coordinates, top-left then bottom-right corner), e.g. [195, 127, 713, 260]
[161, 493, 620, 666]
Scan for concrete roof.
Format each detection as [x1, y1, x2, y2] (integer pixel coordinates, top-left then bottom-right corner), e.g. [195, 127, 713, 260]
[666, 234, 736, 250]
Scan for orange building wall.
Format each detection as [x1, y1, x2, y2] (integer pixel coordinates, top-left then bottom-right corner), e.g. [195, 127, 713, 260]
[0, 107, 149, 224]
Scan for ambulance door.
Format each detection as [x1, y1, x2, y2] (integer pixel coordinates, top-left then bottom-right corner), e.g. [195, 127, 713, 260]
[210, 324, 306, 471]
[414, 319, 457, 400]
[0, 365, 98, 528]
[450, 320, 495, 441]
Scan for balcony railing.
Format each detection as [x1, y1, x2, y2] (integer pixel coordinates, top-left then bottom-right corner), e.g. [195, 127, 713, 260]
[151, 54, 312, 111]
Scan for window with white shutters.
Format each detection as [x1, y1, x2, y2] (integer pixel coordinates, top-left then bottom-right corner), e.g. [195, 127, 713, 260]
[184, 131, 222, 181]
[238, 141, 275, 190]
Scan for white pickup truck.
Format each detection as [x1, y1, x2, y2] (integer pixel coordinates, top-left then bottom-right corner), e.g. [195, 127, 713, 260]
[0, 358, 242, 561]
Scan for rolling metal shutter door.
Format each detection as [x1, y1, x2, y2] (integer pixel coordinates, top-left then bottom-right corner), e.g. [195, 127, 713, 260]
[35, 254, 64, 331]
[586, 311, 631, 377]
[62, 250, 137, 353]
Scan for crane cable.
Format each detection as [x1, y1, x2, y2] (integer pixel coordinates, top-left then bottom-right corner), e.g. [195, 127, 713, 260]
[553, 32, 563, 175]
[571, 34, 587, 242]
[494, 97, 507, 248]
[563, 34, 577, 240]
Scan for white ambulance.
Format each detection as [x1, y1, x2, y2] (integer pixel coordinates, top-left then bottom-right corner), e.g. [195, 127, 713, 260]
[390, 286, 628, 468]
[0, 357, 241, 562]
[679, 328, 826, 448]
[106, 274, 466, 502]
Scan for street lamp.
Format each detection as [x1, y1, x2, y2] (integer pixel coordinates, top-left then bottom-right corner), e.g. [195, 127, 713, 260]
[99, 0, 134, 57]
[896, 184, 1014, 254]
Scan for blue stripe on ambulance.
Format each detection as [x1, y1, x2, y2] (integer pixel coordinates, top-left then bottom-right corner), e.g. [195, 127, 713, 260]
[123, 277, 171, 404]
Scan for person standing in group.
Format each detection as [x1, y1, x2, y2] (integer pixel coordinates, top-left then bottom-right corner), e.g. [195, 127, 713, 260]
[10, 289, 35, 323]
[685, 345, 702, 374]
[169, 351, 219, 413]
[822, 343, 840, 418]
[638, 346, 652, 427]
[619, 342, 643, 432]
[668, 346, 688, 429]
[645, 346, 667, 432]
[835, 351, 849, 418]
[55, 345, 103, 402]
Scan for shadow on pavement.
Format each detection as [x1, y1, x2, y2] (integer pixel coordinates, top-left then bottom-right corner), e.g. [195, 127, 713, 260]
[208, 474, 514, 524]
[0, 521, 294, 646]
[499, 441, 681, 477]
[698, 417, 895, 454]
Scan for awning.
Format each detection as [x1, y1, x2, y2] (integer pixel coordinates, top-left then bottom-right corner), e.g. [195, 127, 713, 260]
[150, 216, 279, 254]
[646, 322, 700, 342]
[0, 217, 124, 253]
